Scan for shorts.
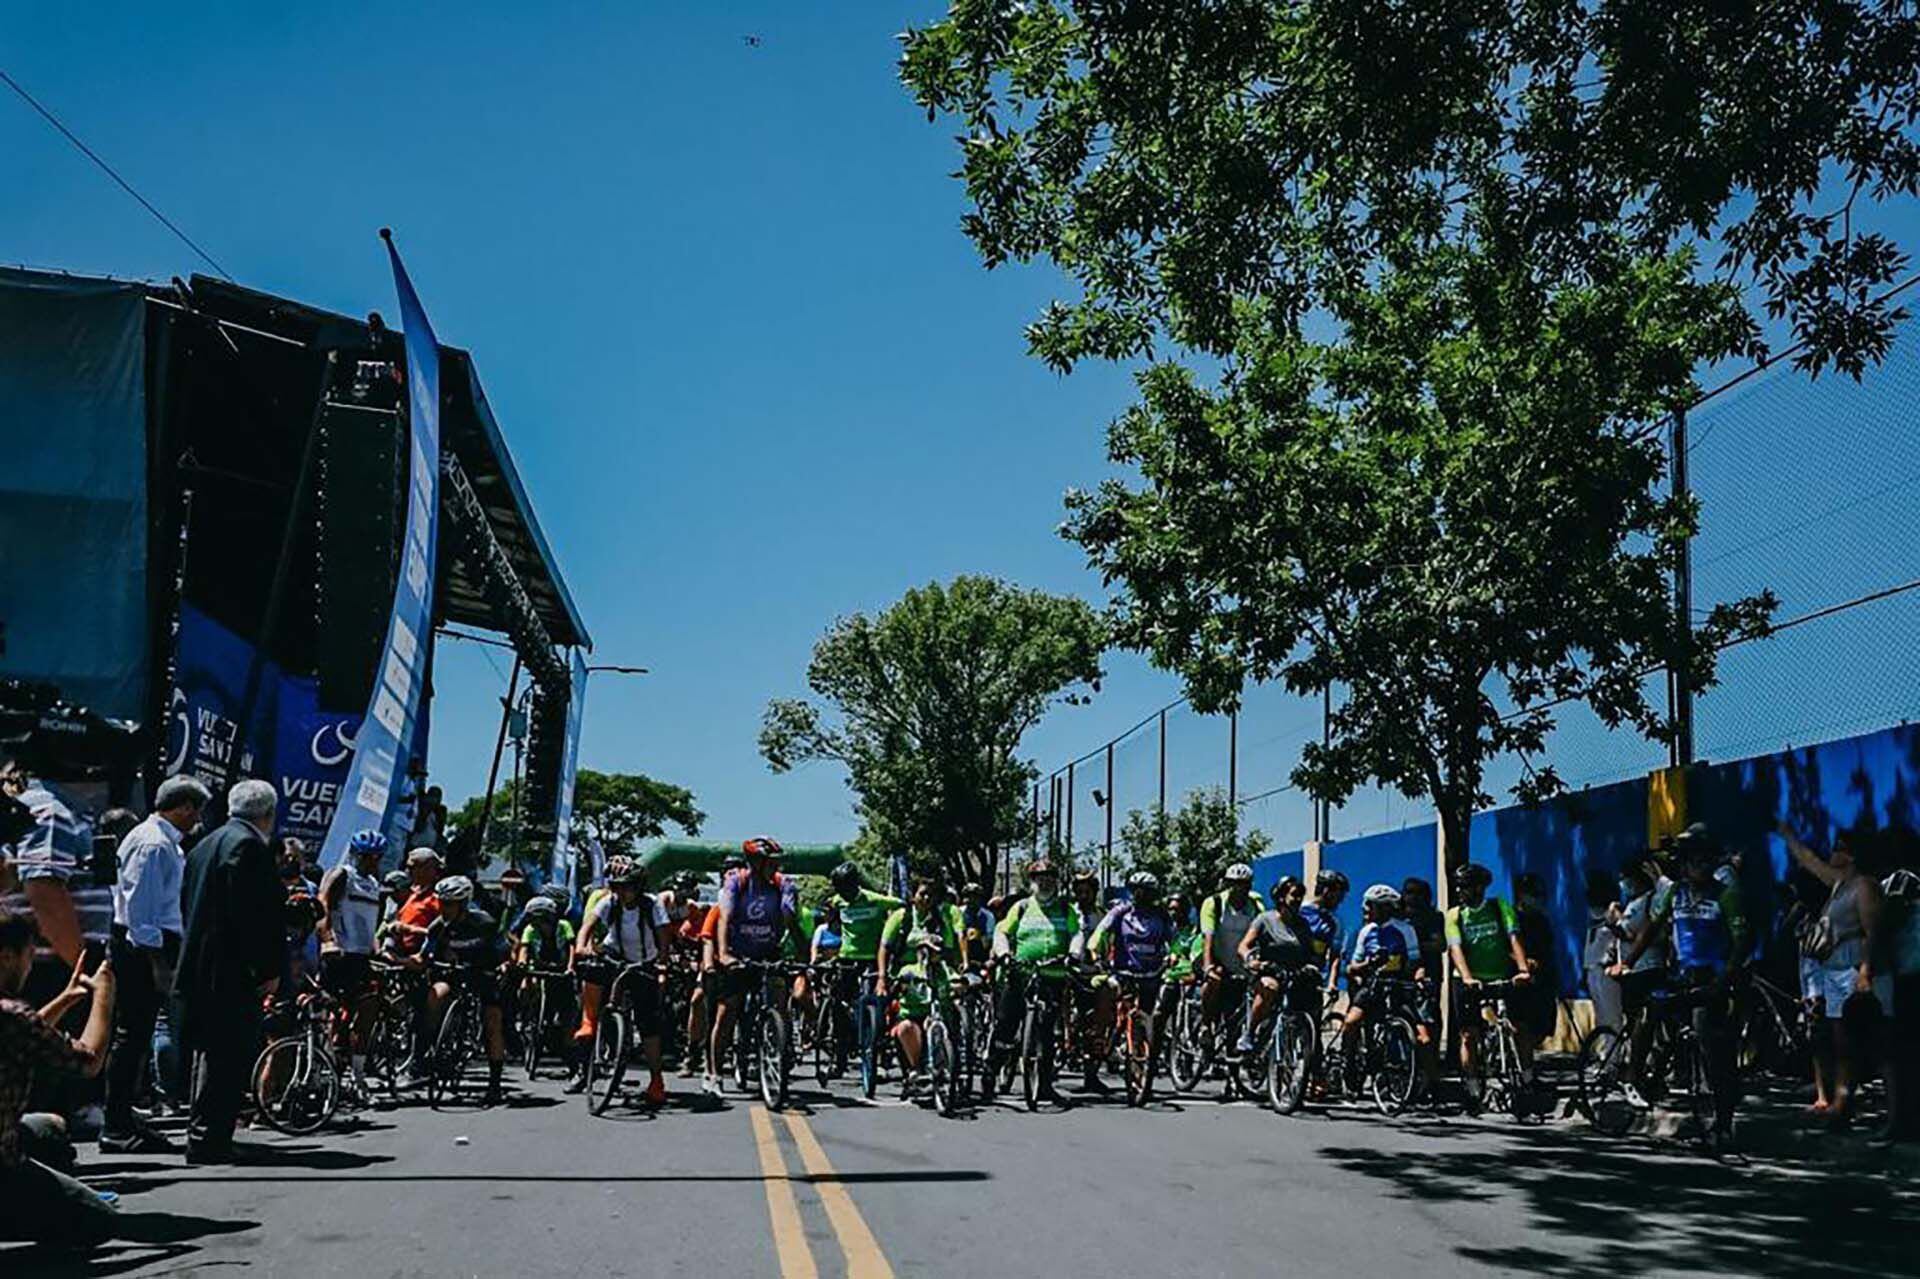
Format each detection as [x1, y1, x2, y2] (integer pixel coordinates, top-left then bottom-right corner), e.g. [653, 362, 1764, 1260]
[320, 951, 373, 1000]
[1816, 963, 1891, 1019]
[1347, 980, 1399, 1020]
[615, 970, 664, 1037]
[1618, 967, 1666, 1015]
[713, 962, 773, 1003]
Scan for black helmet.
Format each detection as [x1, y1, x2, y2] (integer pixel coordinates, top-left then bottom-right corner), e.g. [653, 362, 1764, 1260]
[1316, 869, 1350, 895]
[1452, 862, 1493, 892]
[830, 861, 864, 893]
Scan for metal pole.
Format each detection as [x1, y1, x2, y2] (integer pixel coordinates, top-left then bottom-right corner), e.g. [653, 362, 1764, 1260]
[1671, 407, 1695, 767]
[1104, 742, 1115, 888]
[1158, 708, 1167, 814]
[1066, 761, 1076, 861]
[1228, 710, 1238, 809]
[1031, 781, 1041, 857]
[475, 654, 521, 854]
[1319, 684, 1332, 842]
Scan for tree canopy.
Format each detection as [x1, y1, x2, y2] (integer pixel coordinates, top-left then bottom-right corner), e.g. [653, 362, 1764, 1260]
[761, 575, 1105, 886]
[448, 768, 704, 874]
[1118, 788, 1273, 903]
[902, 2, 1917, 861]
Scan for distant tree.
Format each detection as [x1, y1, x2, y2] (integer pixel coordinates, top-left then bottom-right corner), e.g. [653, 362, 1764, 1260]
[793, 825, 894, 911]
[761, 575, 1105, 887]
[1117, 788, 1272, 903]
[448, 768, 703, 876]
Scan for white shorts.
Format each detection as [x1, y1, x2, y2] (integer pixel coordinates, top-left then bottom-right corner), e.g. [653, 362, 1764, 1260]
[1816, 962, 1891, 1018]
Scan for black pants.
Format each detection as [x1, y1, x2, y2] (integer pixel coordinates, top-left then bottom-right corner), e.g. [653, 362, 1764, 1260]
[0, 1116, 113, 1248]
[104, 927, 175, 1135]
[992, 969, 1065, 1057]
[179, 1008, 260, 1155]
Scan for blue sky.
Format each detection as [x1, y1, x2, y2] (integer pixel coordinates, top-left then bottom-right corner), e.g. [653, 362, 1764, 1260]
[1, 3, 1177, 842]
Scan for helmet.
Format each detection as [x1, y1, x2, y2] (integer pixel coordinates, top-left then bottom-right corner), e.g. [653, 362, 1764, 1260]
[349, 830, 389, 858]
[1127, 870, 1161, 893]
[435, 875, 475, 904]
[1275, 874, 1305, 900]
[1316, 869, 1350, 895]
[962, 881, 984, 899]
[1883, 868, 1920, 903]
[605, 856, 643, 887]
[1452, 862, 1493, 892]
[742, 837, 783, 859]
[1224, 862, 1254, 884]
[1362, 883, 1401, 910]
[722, 854, 748, 872]
[523, 895, 559, 919]
[382, 869, 412, 894]
[1073, 868, 1098, 885]
[541, 882, 572, 905]
[1026, 859, 1057, 880]
[830, 861, 864, 893]
[1675, 824, 1717, 864]
[672, 871, 702, 894]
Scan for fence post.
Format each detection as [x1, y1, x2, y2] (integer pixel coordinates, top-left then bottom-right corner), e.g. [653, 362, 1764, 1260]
[1670, 406, 1696, 767]
[1228, 709, 1238, 810]
[1066, 760, 1076, 860]
[1031, 782, 1040, 857]
[1157, 708, 1167, 814]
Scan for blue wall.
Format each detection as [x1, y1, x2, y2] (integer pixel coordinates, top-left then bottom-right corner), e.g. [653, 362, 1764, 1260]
[1321, 824, 1440, 974]
[1250, 848, 1303, 901]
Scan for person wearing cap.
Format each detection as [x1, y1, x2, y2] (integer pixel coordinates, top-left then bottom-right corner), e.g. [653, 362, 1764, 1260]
[987, 859, 1086, 1102]
[386, 848, 445, 957]
[706, 839, 802, 1097]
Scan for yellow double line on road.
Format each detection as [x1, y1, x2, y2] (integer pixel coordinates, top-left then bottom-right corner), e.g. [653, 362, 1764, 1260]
[749, 1105, 894, 1279]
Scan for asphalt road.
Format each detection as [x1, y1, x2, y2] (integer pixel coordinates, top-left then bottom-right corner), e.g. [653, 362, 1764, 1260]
[11, 1066, 1920, 1278]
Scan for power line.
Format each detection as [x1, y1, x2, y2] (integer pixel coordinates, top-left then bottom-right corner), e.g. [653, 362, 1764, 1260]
[0, 66, 233, 280]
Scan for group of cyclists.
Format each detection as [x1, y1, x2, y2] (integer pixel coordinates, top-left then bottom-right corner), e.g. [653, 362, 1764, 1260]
[277, 821, 1762, 1146]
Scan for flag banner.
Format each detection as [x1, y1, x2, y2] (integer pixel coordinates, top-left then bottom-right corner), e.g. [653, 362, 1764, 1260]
[550, 648, 588, 893]
[320, 234, 442, 868]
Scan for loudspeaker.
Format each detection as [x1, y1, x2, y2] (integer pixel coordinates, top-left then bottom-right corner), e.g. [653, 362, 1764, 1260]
[317, 404, 401, 710]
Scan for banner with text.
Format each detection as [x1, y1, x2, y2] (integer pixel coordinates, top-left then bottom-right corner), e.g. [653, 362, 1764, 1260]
[320, 235, 442, 869]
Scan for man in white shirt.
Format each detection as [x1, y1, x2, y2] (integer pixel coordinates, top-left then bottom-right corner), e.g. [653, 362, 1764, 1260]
[571, 858, 671, 1105]
[101, 775, 209, 1153]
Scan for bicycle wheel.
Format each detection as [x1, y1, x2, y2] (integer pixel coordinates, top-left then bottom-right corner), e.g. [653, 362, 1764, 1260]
[427, 999, 471, 1106]
[1269, 1012, 1314, 1114]
[1371, 1016, 1420, 1116]
[858, 998, 880, 1100]
[1020, 1004, 1047, 1112]
[814, 1000, 846, 1087]
[253, 1034, 340, 1135]
[758, 1006, 791, 1111]
[1168, 991, 1209, 1094]
[1318, 1011, 1349, 1101]
[521, 981, 546, 1080]
[1122, 1005, 1156, 1108]
[1685, 1034, 1718, 1136]
[1576, 1024, 1636, 1137]
[929, 1016, 957, 1117]
[362, 1001, 403, 1098]
[589, 1009, 629, 1116]
[733, 1001, 754, 1094]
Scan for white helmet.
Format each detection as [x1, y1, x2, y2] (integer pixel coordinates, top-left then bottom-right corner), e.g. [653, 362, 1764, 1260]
[434, 875, 474, 904]
[523, 894, 559, 919]
[1224, 863, 1254, 884]
[1363, 883, 1401, 910]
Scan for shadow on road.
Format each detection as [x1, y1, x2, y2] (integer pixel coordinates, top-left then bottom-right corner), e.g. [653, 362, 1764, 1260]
[1319, 1126, 1920, 1277]
[2, 1212, 258, 1279]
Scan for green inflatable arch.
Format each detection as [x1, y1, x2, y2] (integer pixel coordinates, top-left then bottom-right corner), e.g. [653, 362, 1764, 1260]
[634, 840, 850, 877]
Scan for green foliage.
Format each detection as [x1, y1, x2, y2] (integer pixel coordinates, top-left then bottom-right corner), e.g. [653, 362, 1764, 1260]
[1117, 788, 1272, 903]
[761, 575, 1106, 887]
[893, 2, 1920, 859]
[448, 768, 703, 875]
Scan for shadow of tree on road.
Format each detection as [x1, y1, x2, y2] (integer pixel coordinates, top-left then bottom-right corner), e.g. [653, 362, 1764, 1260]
[1320, 1127, 1920, 1277]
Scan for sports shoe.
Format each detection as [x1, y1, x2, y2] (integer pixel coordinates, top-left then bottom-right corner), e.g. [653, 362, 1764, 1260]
[1234, 1032, 1256, 1054]
[100, 1126, 178, 1156]
[645, 1076, 668, 1106]
[702, 1073, 723, 1098]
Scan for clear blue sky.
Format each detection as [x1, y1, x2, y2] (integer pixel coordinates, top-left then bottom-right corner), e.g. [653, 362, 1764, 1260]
[1, 3, 1177, 843]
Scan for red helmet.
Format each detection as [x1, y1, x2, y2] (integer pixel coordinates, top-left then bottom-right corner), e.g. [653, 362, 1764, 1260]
[742, 837, 784, 860]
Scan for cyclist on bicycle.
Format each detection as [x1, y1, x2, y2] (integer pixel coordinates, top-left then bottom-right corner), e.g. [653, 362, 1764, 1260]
[1199, 863, 1265, 1033]
[1237, 875, 1319, 1052]
[960, 881, 996, 969]
[1086, 871, 1178, 1077]
[1445, 862, 1534, 1101]
[379, 869, 412, 922]
[707, 838, 803, 1098]
[1300, 870, 1351, 989]
[572, 856, 672, 1106]
[877, 878, 965, 1080]
[989, 859, 1085, 1103]
[1612, 827, 1748, 1149]
[420, 875, 509, 1105]
[827, 861, 903, 977]
[1336, 884, 1414, 1084]
[383, 847, 445, 958]
[317, 829, 388, 1091]
[811, 902, 845, 965]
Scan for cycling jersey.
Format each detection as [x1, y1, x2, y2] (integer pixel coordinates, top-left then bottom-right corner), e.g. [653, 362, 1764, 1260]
[389, 888, 441, 956]
[1089, 902, 1176, 975]
[1444, 898, 1519, 981]
[1350, 921, 1410, 977]
[811, 922, 843, 958]
[1244, 909, 1312, 970]
[320, 864, 383, 956]
[1166, 926, 1202, 981]
[881, 904, 963, 963]
[423, 908, 505, 969]
[717, 869, 796, 960]
[679, 901, 711, 945]
[834, 889, 904, 964]
[1299, 902, 1346, 971]
[996, 894, 1083, 976]
[1200, 889, 1266, 973]
[518, 918, 576, 965]
[1651, 880, 1746, 976]
[588, 891, 669, 964]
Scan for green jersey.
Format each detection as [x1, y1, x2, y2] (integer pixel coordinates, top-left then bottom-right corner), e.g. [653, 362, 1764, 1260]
[880, 903, 963, 964]
[1166, 925, 1202, 981]
[836, 889, 903, 963]
[518, 918, 575, 965]
[1445, 898, 1520, 981]
[996, 894, 1083, 975]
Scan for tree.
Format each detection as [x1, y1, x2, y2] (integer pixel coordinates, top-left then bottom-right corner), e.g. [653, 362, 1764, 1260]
[1118, 788, 1272, 904]
[901, 3, 1916, 864]
[447, 768, 703, 875]
[761, 575, 1105, 887]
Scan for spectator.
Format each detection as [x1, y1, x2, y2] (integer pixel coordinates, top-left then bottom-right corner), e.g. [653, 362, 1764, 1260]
[0, 909, 119, 1249]
[1583, 868, 1624, 1031]
[1512, 873, 1562, 1045]
[412, 785, 447, 851]
[1781, 821, 1889, 1127]
[1, 752, 91, 967]
[175, 779, 284, 1164]
[100, 775, 209, 1154]
[1400, 876, 1445, 978]
[1879, 861, 1920, 1146]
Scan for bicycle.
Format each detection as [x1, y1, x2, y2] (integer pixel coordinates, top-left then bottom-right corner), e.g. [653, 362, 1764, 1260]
[726, 958, 799, 1111]
[425, 962, 488, 1107]
[1735, 970, 1808, 1081]
[1010, 963, 1088, 1112]
[1106, 971, 1167, 1108]
[887, 940, 966, 1117]
[1318, 977, 1423, 1115]
[1578, 976, 1727, 1139]
[363, 957, 421, 1096]
[251, 977, 343, 1135]
[1242, 961, 1323, 1115]
[1457, 978, 1537, 1118]
[810, 959, 864, 1088]
[516, 966, 575, 1081]
[586, 961, 664, 1116]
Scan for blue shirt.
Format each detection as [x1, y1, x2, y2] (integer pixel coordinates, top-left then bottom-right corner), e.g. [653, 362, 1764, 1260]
[1351, 921, 1410, 977]
[1299, 903, 1346, 970]
[112, 813, 186, 948]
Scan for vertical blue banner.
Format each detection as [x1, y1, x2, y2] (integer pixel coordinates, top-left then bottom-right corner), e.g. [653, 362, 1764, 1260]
[549, 648, 588, 893]
[321, 232, 442, 868]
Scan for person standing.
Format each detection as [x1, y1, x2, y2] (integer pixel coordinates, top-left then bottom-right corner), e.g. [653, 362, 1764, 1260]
[1780, 821, 1887, 1127]
[0, 752, 91, 968]
[174, 779, 283, 1164]
[100, 775, 209, 1153]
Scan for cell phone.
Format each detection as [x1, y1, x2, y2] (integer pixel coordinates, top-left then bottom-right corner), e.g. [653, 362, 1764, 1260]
[91, 833, 119, 888]
[83, 937, 107, 970]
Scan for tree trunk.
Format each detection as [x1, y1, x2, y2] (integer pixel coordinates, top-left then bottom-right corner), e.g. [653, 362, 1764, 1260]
[1437, 796, 1472, 878]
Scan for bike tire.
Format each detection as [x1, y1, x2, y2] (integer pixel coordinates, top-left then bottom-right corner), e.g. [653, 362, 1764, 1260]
[814, 1000, 844, 1087]
[252, 1035, 340, 1135]
[428, 998, 473, 1107]
[1371, 1016, 1420, 1116]
[733, 1001, 754, 1094]
[1270, 1012, 1313, 1115]
[590, 1010, 630, 1116]
[1167, 991, 1208, 1094]
[1575, 1024, 1635, 1136]
[1122, 1006, 1155, 1108]
[859, 998, 880, 1100]
[929, 1017, 956, 1117]
[758, 1006, 791, 1112]
[1020, 1004, 1046, 1112]
[522, 982, 546, 1080]
[1318, 1010, 1350, 1102]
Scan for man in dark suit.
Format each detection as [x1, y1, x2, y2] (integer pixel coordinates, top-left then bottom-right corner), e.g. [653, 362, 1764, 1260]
[174, 778, 284, 1163]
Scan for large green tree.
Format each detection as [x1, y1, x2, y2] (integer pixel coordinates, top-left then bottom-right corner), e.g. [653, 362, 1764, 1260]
[902, 2, 1917, 863]
[761, 575, 1105, 886]
[449, 768, 704, 873]
[1118, 788, 1273, 903]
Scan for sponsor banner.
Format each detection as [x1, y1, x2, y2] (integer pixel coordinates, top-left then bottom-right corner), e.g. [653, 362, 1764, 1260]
[550, 648, 588, 893]
[321, 237, 443, 868]
[169, 604, 361, 847]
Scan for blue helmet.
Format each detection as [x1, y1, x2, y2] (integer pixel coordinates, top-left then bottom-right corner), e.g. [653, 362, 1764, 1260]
[349, 830, 389, 858]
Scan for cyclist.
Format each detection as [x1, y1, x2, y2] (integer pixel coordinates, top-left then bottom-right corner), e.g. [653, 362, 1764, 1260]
[1237, 875, 1319, 1053]
[572, 856, 672, 1105]
[1335, 884, 1414, 1084]
[707, 838, 802, 1098]
[814, 861, 901, 1074]
[1165, 893, 1201, 986]
[420, 875, 509, 1105]
[1199, 863, 1265, 1034]
[989, 860, 1085, 1103]
[1613, 827, 1748, 1149]
[317, 829, 388, 1092]
[1300, 870, 1350, 989]
[960, 882, 996, 969]
[877, 877, 965, 1081]
[515, 893, 575, 970]
[1444, 862, 1534, 1100]
[1086, 870, 1178, 1082]
[380, 869, 412, 922]
[811, 902, 845, 965]
[383, 848, 445, 958]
